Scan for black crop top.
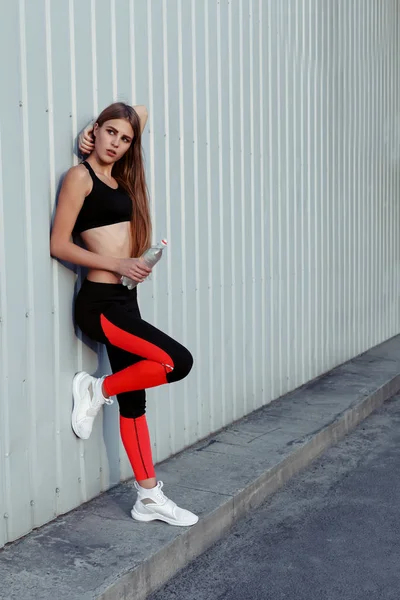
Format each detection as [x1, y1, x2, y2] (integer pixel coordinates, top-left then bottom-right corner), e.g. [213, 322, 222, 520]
[73, 161, 132, 234]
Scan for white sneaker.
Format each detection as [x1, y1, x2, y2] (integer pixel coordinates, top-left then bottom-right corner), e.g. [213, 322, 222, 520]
[71, 371, 113, 440]
[131, 481, 199, 527]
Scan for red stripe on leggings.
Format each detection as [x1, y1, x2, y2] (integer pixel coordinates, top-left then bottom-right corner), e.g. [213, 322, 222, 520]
[120, 415, 155, 481]
[100, 314, 174, 367]
[101, 314, 174, 397]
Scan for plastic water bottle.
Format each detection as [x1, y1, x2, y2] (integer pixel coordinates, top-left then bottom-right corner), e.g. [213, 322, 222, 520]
[121, 239, 168, 290]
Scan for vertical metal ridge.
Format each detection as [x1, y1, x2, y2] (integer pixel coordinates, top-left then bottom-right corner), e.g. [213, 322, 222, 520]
[292, 0, 299, 387]
[376, 3, 382, 347]
[386, 3, 390, 339]
[239, 0, 246, 414]
[367, 0, 372, 348]
[394, 2, 399, 336]
[44, 0, 60, 518]
[110, 0, 117, 100]
[396, 2, 400, 336]
[248, 0, 256, 409]
[129, 0, 136, 101]
[367, 0, 372, 349]
[382, 5, 387, 339]
[190, 0, 202, 440]
[324, 1, 329, 363]
[373, 1, 378, 346]
[68, 0, 78, 147]
[344, 0, 349, 357]
[350, 0, 354, 352]
[377, 0, 382, 345]
[382, 0, 387, 340]
[227, 0, 237, 418]
[385, 3, 391, 340]
[305, 0, 312, 379]
[284, 1, 292, 392]
[18, 0, 36, 530]
[320, 0, 326, 370]
[354, 1, 359, 352]
[161, 0, 175, 452]
[391, 0, 396, 335]
[380, 5, 385, 340]
[373, 0, 378, 346]
[318, 0, 323, 366]
[204, 0, 215, 431]
[146, 0, 157, 236]
[362, 0, 367, 351]
[344, 0, 349, 355]
[312, 1, 319, 375]
[258, 0, 265, 404]
[336, 0, 342, 358]
[176, 0, 189, 445]
[267, 0, 276, 399]
[386, 2, 391, 339]
[216, 0, 226, 423]
[334, 1, 339, 359]
[299, 1, 305, 381]
[91, 0, 98, 116]
[68, 0, 86, 500]
[275, 0, 282, 394]
[0, 132, 11, 545]
[356, 0, 362, 354]
[349, 0, 354, 358]
[387, 3, 392, 339]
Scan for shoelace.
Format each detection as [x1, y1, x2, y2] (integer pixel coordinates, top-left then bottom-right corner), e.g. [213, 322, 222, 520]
[155, 481, 167, 502]
[143, 481, 167, 505]
[86, 381, 113, 417]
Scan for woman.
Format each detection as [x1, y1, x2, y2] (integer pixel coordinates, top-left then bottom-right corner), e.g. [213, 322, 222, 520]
[50, 102, 198, 527]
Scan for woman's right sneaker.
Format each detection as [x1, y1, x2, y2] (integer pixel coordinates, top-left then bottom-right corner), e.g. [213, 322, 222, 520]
[131, 481, 199, 527]
[71, 371, 113, 440]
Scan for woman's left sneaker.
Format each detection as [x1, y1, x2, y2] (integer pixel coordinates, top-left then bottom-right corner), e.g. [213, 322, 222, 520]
[71, 371, 113, 440]
[131, 481, 199, 527]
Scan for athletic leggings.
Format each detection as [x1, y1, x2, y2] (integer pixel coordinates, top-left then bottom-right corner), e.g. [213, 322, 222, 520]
[74, 279, 193, 481]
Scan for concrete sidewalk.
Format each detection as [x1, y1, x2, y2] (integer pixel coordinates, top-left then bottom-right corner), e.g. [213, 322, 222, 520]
[2, 336, 400, 600]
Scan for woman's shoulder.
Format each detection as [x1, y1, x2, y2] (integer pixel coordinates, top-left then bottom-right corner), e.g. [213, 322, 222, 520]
[62, 163, 93, 195]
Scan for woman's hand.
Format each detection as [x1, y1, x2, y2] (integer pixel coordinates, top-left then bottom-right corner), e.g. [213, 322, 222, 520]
[78, 123, 95, 155]
[117, 258, 152, 283]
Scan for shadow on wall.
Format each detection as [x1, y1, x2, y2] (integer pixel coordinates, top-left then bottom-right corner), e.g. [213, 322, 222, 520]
[50, 141, 100, 358]
[49, 143, 122, 486]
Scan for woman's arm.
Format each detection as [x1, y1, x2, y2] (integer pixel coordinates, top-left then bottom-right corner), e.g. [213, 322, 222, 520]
[133, 105, 148, 134]
[50, 166, 120, 273]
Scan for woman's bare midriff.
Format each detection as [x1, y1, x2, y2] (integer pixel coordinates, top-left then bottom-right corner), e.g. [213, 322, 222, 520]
[81, 221, 132, 284]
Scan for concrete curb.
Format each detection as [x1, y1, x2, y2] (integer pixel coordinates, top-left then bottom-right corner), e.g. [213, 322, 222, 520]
[98, 368, 400, 599]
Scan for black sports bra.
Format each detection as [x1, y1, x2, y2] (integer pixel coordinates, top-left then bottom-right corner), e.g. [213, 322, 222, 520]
[73, 161, 132, 234]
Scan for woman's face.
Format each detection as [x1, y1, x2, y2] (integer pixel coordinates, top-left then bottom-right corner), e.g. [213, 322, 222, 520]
[93, 118, 134, 164]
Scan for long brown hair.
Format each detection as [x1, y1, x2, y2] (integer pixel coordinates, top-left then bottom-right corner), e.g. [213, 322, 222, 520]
[95, 102, 152, 257]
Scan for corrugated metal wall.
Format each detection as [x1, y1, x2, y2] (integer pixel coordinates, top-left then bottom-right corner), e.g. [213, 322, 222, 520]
[0, 0, 399, 547]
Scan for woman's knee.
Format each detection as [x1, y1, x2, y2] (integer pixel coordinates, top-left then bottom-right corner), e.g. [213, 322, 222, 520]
[169, 347, 194, 382]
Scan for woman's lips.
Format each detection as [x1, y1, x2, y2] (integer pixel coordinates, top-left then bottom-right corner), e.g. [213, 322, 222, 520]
[106, 149, 116, 157]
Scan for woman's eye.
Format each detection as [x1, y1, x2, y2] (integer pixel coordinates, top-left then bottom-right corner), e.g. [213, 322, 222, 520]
[107, 129, 114, 135]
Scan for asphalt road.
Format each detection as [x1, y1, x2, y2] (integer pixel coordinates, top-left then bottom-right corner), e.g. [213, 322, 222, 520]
[149, 395, 400, 600]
